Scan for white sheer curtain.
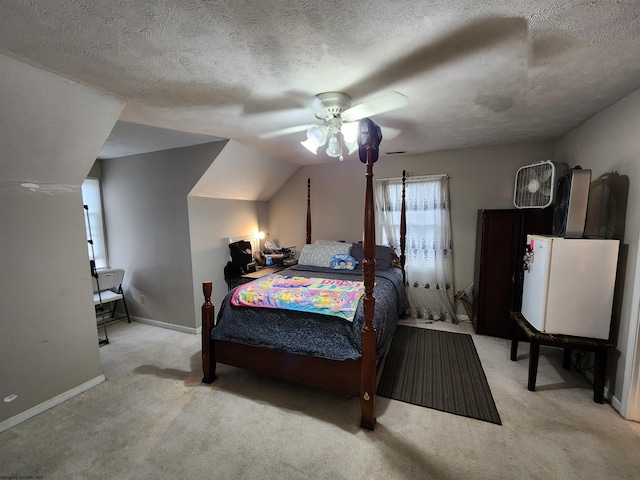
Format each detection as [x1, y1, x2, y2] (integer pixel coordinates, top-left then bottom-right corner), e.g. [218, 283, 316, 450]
[376, 174, 455, 322]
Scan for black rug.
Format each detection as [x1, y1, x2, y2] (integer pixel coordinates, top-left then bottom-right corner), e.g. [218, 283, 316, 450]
[377, 325, 502, 425]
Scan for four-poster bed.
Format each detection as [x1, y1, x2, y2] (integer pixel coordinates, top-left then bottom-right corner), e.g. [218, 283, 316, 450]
[201, 121, 407, 430]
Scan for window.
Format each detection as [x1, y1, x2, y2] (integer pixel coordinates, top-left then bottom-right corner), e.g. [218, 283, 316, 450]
[81, 177, 108, 270]
[375, 174, 455, 321]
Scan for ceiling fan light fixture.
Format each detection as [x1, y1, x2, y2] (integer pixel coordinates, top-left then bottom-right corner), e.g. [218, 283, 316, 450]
[307, 125, 328, 146]
[340, 121, 359, 144]
[345, 138, 359, 155]
[260, 91, 406, 160]
[326, 134, 343, 158]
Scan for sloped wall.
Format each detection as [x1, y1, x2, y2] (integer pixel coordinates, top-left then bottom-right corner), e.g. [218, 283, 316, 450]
[0, 54, 123, 428]
[100, 142, 226, 331]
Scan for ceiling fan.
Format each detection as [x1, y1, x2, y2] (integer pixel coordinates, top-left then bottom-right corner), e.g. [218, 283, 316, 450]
[254, 17, 528, 160]
[258, 90, 408, 160]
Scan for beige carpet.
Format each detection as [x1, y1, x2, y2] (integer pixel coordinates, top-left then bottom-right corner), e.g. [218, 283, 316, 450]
[1, 319, 640, 480]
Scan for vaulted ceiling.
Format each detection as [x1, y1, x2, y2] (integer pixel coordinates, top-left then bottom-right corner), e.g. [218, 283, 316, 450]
[1, 1, 639, 165]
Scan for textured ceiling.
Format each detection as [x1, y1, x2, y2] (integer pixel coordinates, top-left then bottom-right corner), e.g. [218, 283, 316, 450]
[1, 0, 639, 165]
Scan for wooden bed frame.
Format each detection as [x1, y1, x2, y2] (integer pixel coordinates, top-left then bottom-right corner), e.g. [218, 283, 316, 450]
[201, 144, 406, 430]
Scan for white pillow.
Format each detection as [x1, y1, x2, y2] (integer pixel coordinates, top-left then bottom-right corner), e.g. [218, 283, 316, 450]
[315, 239, 349, 246]
[298, 243, 352, 267]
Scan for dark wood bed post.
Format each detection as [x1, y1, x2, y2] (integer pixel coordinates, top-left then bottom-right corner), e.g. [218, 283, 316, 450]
[400, 170, 407, 286]
[201, 281, 217, 383]
[360, 138, 378, 430]
[306, 178, 312, 244]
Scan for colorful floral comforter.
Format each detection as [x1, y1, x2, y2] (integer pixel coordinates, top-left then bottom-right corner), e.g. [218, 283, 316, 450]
[231, 274, 365, 321]
[214, 265, 409, 361]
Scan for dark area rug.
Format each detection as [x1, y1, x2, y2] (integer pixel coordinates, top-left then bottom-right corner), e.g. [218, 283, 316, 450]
[377, 325, 502, 425]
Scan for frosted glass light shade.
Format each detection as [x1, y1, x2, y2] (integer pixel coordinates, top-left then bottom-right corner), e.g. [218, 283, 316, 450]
[326, 134, 343, 157]
[345, 139, 358, 155]
[340, 121, 358, 143]
[307, 125, 328, 145]
[301, 125, 329, 154]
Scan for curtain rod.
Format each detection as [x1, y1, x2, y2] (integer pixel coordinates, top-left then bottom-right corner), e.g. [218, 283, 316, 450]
[376, 173, 449, 183]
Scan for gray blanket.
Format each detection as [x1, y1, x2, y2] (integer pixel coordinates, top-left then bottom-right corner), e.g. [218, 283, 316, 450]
[213, 264, 409, 361]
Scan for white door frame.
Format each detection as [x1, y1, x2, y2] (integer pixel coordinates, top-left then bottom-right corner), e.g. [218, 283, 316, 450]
[621, 241, 640, 421]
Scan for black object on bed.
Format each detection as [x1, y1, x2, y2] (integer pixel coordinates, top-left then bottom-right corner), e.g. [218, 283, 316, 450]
[213, 264, 409, 361]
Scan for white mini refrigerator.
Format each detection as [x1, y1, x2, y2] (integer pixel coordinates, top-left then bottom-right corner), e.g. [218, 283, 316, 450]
[521, 235, 619, 339]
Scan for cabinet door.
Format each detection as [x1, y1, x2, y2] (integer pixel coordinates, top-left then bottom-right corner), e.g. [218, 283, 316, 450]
[473, 210, 522, 337]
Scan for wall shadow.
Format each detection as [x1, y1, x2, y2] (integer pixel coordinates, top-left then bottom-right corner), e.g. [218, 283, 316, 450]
[584, 172, 630, 396]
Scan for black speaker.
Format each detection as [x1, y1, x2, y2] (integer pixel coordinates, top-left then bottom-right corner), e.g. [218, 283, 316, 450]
[552, 167, 591, 238]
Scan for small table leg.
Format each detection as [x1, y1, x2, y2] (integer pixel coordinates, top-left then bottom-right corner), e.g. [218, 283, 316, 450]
[528, 341, 540, 392]
[563, 348, 572, 369]
[510, 336, 519, 361]
[593, 348, 607, 404]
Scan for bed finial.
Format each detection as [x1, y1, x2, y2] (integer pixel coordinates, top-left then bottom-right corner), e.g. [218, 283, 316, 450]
[358, 118, 382, 164]
[306, 178, 312, 245]
[202, 281, 216, 384]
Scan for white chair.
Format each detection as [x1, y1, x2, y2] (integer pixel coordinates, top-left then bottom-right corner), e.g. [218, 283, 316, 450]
[92, 268, 131, 325]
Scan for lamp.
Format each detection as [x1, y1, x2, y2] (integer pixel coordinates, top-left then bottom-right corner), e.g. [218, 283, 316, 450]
[301, 125, 328, 154]
[340, 122, 359, 155]
[302, 121, 359, 160]
[254, 231, 265, 252]
[325, 133, 343, 158]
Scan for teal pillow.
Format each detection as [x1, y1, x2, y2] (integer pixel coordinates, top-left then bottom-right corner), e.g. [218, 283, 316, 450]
[329, 254, 357, 270]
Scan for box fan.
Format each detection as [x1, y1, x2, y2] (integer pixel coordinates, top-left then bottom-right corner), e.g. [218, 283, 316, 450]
[513, 160, 566, 209]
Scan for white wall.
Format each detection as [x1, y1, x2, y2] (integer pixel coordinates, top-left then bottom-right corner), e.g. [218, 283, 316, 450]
[0, 54, 123, 428]
[188, 197, 269, 317]
[100, 142, 226, 331]
[555, 87, 640, 415]
[268, 141, 555, 295]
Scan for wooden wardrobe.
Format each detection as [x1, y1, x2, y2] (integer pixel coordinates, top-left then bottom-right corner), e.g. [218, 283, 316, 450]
[472, 208, 553, 338]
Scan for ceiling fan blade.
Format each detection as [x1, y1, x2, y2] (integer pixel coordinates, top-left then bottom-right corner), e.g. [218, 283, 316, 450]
[341, 92, 409, 122]
[381, 126, 401, 139]
[258, 124, 317, 139]
[244, 90, 318, 116]
[306, 95, 327, 117]
[345, 17, 528, 100]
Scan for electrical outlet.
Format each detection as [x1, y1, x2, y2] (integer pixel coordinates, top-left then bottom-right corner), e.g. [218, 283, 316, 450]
[140, 295, 145, 304]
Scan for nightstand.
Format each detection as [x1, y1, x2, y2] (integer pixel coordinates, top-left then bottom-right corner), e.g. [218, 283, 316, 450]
[225, 264, 294, 291]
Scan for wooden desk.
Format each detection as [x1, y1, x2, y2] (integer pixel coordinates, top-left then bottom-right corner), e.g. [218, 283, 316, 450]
[225, 264, 294, 290]
[510, 311, 613, 403]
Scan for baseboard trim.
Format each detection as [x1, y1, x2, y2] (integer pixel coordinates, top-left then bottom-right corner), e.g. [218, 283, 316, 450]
[132, 316, 201, 335]
[610, 391, 623, 413]
[580, 368, 622, 414]
[0, 374, 106, 433]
